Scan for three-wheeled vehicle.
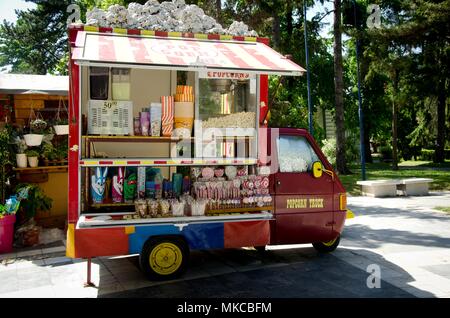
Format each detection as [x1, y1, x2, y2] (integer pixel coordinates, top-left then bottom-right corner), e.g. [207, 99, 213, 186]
[66, 24, 348, 281]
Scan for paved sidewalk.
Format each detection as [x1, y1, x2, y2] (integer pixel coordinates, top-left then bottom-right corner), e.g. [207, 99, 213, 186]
[0, 191, 449, 298]
[338, 191, 450, 298]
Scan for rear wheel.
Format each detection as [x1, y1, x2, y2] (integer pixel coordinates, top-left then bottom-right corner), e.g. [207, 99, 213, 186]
[139, 237, 189, 280]
[254, 245, 266, 253]
[312, 235, 340, 253]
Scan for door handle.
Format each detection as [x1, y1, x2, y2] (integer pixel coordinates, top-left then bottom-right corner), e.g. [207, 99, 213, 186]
[276, 180, 281, 186]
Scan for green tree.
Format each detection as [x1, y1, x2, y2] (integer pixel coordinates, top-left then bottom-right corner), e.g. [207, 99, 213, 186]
[363, 0, 449, 164]
[0, 0, 73, 74]
[333, 0, 351, 174]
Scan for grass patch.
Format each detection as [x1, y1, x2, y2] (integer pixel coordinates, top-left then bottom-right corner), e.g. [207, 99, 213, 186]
[339, 162, 450, 196]
[434, 207, 450, 214]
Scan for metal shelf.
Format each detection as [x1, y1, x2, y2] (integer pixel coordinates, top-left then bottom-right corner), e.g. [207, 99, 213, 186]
[80, 158, 258, 167]
[206, 206, 273, 215]
[82, 135, 254, 142]
[82, 135, 187, 142]
[77, 212, 273, 229]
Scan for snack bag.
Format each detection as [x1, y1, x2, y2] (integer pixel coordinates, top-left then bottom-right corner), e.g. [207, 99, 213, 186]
[91, 167, 108, 203]
[161, 96, 174, 136]
[124, 168, 137, 202]
[150, 102, 162, 136]
[112, 167, 124, 203]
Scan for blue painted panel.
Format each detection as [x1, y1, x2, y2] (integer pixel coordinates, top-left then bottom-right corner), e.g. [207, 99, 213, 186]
[128, 223, 225, 254]
[184, 223, 224, 249]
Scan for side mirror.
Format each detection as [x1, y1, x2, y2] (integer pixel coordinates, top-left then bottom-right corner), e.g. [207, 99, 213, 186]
[312, 161, 323, 178]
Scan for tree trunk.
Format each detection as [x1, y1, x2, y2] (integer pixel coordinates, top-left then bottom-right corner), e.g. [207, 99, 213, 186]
[272, 12, 281, 50]
[285, 2, 293, 102]
[333, 0, 349, 174]
[215, 0, 221, 24]
[391, 70, 399, 170]
[435, 77, 446, 163]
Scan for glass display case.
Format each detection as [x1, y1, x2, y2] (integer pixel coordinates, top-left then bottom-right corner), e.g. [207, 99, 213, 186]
[112, 68, 131, 101]
[89, 67, 109, 100]
[195, 73, 258, 159]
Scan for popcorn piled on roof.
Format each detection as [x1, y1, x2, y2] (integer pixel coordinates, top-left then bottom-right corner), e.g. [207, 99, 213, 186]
[105, 4, 129, 28]
[85, 7, 108, 27]
[85, 0, 257, 37]
[228, 21, 258, 37]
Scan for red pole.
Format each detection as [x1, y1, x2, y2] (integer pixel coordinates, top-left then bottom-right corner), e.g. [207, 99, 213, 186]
[84, 258, 96, 287]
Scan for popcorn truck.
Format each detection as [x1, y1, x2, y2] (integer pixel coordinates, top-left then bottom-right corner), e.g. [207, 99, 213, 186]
[66, 24, 350, 282]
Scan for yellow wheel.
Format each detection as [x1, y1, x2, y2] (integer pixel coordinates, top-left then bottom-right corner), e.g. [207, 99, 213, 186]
[140, 237, 189, 280]
[322, 238, 338, 247]
[312, 235, 340, 253]
[149, 242, 182, 275]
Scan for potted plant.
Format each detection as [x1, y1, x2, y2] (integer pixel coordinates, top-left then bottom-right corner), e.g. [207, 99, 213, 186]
[24, 111, 46, 146]
[14, 183, 53, 246]
[54, 98, 69, 135]
[53, 117, 69, 135]
[41, 142, 54, 166]
[15, 138, 27, 168]
[25, 149, 40, 168]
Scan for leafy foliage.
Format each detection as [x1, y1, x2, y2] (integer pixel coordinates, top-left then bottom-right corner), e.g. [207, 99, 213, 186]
[14, 183, 52, 220]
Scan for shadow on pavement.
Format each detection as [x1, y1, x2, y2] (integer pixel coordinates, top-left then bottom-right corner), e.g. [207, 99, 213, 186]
[94, 245, 433, 298]
[342, 223, 450, 249]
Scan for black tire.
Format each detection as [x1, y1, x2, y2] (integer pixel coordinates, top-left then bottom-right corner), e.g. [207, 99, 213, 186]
[312, 235, 340, 253]
[139, 236, 189, 281]
[254, 246, 266, 253]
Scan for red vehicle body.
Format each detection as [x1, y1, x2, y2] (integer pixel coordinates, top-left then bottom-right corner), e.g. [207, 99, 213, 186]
[66, 25, 348, 280]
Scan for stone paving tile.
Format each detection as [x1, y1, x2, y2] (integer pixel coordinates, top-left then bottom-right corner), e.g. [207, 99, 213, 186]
[44, 256, 74, 266]
[40, 246, 66, 254]
[0, 253, 17, 261]
[3, 285, 56, 298]
[15, 249, 43, 258]
[0, 275, 20, 294]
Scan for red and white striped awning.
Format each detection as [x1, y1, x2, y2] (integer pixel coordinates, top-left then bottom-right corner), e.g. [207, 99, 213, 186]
[72, 31, 305, 76]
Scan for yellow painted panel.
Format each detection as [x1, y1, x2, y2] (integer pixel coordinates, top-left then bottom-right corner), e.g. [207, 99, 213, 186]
[84, 26, 99, 32]
[346, 209, 355, 219]
[220, 35, 233, 41]
[141, 30, 155, 36]
[125, 226, 135, 235]
[244, 37, 257, 42]
[194, 33, 208, 39]
[113, 28, 127, 34]
[83, 161, 98, 165]
[168, 32, 182, 38]
[66, 223, 75, 258]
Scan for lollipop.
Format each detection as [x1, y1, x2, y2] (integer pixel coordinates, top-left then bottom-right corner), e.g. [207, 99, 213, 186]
[261, 176, 269, 189]
[214, 168, 224, 178]
[225, 166, 237, 179]
[202, 167, 214, 179]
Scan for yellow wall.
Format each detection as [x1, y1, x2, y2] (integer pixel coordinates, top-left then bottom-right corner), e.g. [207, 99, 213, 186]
[35, 170, 68, 228]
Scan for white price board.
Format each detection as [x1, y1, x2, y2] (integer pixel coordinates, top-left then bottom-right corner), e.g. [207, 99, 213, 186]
[88, 100, 133, 135]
